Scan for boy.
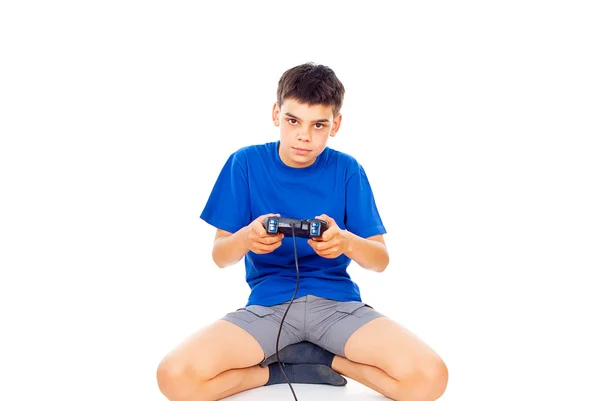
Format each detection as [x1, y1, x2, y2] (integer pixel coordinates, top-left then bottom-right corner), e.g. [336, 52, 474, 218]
[157, 63, 448, 401]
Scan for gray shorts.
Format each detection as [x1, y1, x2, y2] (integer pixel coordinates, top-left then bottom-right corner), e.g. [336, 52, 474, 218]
[220, 294, 385, 363]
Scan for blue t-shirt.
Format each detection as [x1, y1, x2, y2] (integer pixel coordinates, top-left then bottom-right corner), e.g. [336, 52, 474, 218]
[200, 141, 386, 307]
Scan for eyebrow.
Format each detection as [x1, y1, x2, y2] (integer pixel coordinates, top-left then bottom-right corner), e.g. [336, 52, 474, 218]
[284, 112, 330, 124]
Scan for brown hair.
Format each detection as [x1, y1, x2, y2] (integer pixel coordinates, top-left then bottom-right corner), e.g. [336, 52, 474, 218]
[277, 62, 345, 116]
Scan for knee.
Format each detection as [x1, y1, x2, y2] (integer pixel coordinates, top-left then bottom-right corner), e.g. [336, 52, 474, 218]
[156, 356, 215, 401]
[156, 357, 186, 400]
[420, 356, 448, 400]
[393, 355, 448, 401]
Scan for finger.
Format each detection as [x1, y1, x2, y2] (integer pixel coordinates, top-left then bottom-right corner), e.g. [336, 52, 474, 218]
[259, 213, 280, 220]
[307, 239, 320, 251]
[320, 239, 341, 251]
[249, 225, 266, 239]
[257, 213, 281, 236]
[315, 241, 335, 252]
[320, 229, 337, 242]
[316, 214, 335, 225]
[254, 233, 283, 245]
[260, 233, 284, 244]
[254, 233, 270, 242]
[256, 223, 272, 238]
[256, 241, 282, 253]
[259, 213, 280, 223]
[319, 247, 340, 257]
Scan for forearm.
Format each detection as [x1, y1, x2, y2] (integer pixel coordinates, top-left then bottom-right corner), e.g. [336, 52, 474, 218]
[212, 226, 250, 268]
[343, 231, 389, 272]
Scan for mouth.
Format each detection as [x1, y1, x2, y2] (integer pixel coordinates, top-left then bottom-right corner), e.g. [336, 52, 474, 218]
[292, 147, 311, 153]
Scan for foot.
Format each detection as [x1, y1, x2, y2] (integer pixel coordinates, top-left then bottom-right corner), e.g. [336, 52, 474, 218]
[262, 341, 336, 367]
[266, 363, 347, 386]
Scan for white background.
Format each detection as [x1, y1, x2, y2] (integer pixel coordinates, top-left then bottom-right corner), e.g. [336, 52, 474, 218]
[1, 1, 599, 400]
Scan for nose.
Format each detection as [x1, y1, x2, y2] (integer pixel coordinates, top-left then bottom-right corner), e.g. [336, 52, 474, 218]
[296, 129, 311, 142]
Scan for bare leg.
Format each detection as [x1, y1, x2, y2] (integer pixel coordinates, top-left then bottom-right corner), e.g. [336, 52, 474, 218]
[335, 317, 448, 401]
[157, 319, 266, 401]
[196, 365, 269, 400]
[332, 355, 400, 398]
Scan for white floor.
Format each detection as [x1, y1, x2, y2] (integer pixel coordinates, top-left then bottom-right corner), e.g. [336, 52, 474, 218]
[220, 378, 387, 400]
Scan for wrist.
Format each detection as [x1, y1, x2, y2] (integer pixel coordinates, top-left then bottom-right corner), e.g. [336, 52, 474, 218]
[239, 225, 252, 253]
[341, 229, 354, 255]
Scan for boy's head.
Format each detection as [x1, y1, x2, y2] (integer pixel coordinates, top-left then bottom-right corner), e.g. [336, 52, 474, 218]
[276, 62, 345, 116]
[272, 62, 345, 168]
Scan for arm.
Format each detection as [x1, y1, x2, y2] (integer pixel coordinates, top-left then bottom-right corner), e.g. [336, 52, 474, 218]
[308, 215, 389, 273]
[211, 227, 250, 269]
[342, 232, 389, 273]
[211, 214, 284, 268]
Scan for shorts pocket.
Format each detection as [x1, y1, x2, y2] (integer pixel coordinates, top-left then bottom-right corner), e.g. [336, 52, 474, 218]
[247, 305, 276, 317]
[335, 301, 367, 315]
[234, 305, 276, 323]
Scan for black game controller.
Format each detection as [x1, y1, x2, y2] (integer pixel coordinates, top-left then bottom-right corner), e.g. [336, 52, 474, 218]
[263, 216, 328, 239]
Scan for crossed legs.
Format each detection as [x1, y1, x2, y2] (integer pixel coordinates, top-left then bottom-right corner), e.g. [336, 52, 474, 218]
[156, 316, 447, 401]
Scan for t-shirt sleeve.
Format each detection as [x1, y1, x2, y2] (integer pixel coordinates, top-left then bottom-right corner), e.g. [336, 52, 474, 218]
[199, 151, 251, 234]
[344, 163, 387, 238]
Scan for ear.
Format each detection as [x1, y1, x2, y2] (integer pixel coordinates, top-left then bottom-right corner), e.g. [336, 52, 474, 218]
[329, 113, 343, 137]
[272, 102, 280, 126]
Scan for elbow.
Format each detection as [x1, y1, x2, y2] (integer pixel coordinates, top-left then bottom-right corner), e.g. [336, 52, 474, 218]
[211, 248, 227, 269]
[211, 237, 230, 268]
[377, 249, 390, 272]
[377, 256, 389, 273]
[211, 247, 242, 269]
[361, 254, 389, 273]
[213, 259, 230, 269]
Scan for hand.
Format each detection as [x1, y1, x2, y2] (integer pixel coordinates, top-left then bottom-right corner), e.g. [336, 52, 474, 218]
[308, 214, 348, 259]
[245, 214, 284, 254]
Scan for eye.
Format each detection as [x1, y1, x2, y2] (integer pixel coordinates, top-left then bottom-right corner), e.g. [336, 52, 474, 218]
[287, 118, 298, 125]
[315, 123, 324, 129]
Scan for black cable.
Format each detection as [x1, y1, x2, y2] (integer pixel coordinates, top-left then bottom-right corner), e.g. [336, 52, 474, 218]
[275, 223, 300, 400]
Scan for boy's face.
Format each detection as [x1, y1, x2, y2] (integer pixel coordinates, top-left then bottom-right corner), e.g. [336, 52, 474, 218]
[272, 98, 342, 168]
